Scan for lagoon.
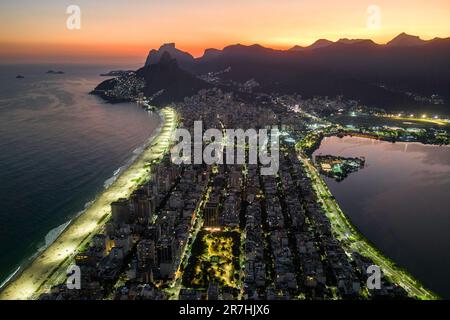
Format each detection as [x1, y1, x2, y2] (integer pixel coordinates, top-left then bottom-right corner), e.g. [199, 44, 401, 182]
[313, 136, 450, 298]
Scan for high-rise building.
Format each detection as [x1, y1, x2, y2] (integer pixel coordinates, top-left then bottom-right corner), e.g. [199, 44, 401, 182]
[207, 282, 219, 300]
[157, 237, 175, 279]
[230, 171, 241, 189]
[204, 201, 219, 227]
[137, 239, 156, 267]
[131, 191, 155, 224]
[157, 237, 173, 264]
[111, 198, 130, 225]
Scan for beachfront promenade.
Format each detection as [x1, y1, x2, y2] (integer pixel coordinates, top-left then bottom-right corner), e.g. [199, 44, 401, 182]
[0, 107, 177, 300]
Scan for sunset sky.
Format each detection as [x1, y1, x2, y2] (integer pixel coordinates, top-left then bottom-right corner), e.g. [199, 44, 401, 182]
[1, 0, 449, 64]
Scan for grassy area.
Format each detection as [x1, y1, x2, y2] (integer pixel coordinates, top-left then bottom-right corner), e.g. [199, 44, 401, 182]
[183, 230, 241, 289]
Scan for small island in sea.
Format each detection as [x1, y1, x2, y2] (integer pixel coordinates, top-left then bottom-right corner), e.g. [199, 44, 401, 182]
[46, 70, 64, 74]
[315, 154, 365, 181]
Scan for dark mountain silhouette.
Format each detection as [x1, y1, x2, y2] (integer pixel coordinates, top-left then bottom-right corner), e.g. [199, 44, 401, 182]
[308, 39, 334, 50]
[289, 39, 334, 51]
[222, 43, 276, 56]
[201, 48, 222, 61]
[289, 38, 376, 52]
[144, 43, 195, 71]
[92, 52, 210, 105]
[288, 45, 304, 52]
[336, 38, 378, 46]
[96, 33, 449, 112]
[387, 32, 427, 47]
[184, 33, 449, 112]
[136, 52, 210, 105]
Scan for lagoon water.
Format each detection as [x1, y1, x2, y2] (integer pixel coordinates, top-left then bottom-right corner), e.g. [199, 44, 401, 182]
[0, 64, 160, 287]
[314, 136, 450, 298]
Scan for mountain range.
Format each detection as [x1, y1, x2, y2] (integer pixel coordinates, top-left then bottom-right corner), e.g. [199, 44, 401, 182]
[144, 33, 449, 66]
[137, 52, 211, 105]
[95, 33, 450, 112]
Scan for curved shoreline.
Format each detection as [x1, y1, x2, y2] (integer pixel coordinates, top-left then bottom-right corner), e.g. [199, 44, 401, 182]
[0, 107, 176, 300]
[297, 136, 439, 299]
[0, 109, 165, 293]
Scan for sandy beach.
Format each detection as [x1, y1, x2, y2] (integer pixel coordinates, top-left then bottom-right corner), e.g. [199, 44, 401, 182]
[0, 107, 177, 300]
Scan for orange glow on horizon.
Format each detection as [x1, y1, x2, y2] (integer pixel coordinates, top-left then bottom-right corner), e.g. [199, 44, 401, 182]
[1, 0, 449, 63]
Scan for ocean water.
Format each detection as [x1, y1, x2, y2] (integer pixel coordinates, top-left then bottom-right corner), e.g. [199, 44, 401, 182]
[314, 136, 450, 298]
[0, 64, 160, 287]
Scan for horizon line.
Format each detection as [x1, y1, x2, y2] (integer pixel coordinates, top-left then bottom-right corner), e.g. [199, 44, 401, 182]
[1, 32, 449, 64]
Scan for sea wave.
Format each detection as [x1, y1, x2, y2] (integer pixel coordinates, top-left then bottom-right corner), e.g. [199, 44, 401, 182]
[102, 110, 164, 190]
[0, 267, 20, 290]
[0, 108, 165, 292]
[40, 220, 72, 253]
[103, 146, 144, 189]
[133, 146, 144, 155]
[0, 219, 73, 290]
[103, 167, 121, 189]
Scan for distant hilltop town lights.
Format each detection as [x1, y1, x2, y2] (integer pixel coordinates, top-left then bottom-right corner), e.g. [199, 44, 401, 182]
[387, 113, 445, 121]
[170, 121, 279, 175]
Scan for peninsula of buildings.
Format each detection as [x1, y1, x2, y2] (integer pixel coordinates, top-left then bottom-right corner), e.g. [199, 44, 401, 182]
[35, 87, 441, 300]
[3, 37, 448, 300]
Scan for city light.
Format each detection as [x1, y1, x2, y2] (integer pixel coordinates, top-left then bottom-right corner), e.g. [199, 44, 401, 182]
[0, 108, 177, 300]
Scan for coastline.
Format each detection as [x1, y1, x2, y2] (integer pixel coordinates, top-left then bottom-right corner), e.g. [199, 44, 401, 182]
[297, 136, 440, 299]
[0, 108, 165, 293]
[0, 107, 177, 300]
